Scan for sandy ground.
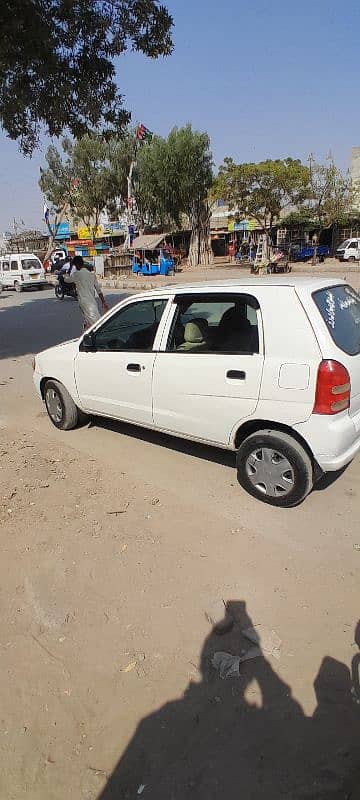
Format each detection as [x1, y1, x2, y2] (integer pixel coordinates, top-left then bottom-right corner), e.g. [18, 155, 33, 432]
[0, 276, 359, 799]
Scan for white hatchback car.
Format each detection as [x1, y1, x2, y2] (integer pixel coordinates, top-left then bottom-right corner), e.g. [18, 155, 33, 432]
[33, 277, 360, 507]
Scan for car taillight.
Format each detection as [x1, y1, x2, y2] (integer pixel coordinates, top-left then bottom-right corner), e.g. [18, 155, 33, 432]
[313, 360, 351, 415]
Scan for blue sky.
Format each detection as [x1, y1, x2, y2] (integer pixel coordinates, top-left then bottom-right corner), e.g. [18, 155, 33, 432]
[0, 0, 358, 232]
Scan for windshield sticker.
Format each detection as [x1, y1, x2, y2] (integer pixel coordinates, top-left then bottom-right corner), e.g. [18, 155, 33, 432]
[325, 290, 336, 329]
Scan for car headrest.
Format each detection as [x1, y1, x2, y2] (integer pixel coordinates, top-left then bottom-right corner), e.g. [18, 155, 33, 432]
[184, 318, 208, 344]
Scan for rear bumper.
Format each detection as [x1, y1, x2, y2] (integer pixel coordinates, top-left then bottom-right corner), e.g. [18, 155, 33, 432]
[295, 410, 360, 472]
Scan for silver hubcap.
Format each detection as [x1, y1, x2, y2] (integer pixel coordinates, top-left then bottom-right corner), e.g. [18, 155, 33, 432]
[46, 388, 63, 423]
[245, 447, 295, 498]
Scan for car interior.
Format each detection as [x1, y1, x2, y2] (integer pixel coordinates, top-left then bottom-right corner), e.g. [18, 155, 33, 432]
[169, 297, 259, 354]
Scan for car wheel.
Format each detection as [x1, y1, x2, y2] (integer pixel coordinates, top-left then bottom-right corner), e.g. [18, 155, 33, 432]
[348, 256, 356, 262]
[44, 379, 82, 431]
[14, 281, 22, 293]
[236, 429, 313, 508]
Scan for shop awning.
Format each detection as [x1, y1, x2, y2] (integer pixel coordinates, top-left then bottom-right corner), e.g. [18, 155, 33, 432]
[132, 233, 167, 251]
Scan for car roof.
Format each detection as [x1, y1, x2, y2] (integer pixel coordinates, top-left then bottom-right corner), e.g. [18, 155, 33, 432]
[146, 276, 347, 295]
[0, 252, 39, 258]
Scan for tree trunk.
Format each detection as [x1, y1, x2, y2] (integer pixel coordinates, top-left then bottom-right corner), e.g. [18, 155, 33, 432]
[312, 232, 319, 266]
[188, 202, 213, 267]
[43, 203, 68, 264]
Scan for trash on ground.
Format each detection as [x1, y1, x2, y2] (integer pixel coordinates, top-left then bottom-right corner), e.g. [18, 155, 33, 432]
[137, 784, 146, 794]
[242, 625, 282, 660]
[107, 503, 129, 515]
[353, 544, 360, 551]
[212, 651, 241, 679]
[121, 660, 137, 673]
[239, 645, 262, 662]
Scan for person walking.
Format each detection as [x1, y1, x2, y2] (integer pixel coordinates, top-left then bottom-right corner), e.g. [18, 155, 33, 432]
[64, 255, 108, 330]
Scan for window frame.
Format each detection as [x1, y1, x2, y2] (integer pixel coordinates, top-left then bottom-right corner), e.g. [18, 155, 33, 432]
[1, 260, 10, 272]
[82, 295, 172, 353]
[158, 292, 262, 355]
[10, 260, 19, 271]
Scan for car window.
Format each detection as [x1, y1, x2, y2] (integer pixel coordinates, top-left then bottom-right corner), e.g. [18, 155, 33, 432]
[313, 285, 360, 356]
[95, 299, 168, 352]
[21, 259, 41, 270]
[349, 241, 358, 249]
[2, 261, 10, 271]
[11, 260, 18, 271]
[167, 293, 260, 354]
[338, 240, 350, 249]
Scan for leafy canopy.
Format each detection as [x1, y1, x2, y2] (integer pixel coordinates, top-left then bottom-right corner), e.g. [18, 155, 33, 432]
[212, 158, 310, 229]
[308, 158, 352, 229]
[136, 125, 213, 227]
[39, 134, 115, 229]
[0, 0, 173, 154]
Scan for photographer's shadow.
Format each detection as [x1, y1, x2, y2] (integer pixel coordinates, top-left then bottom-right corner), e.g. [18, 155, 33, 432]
[98, 603, 360, 799]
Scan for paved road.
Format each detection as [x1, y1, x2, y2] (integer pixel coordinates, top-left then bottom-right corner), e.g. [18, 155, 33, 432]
[0, 285, 129, 359]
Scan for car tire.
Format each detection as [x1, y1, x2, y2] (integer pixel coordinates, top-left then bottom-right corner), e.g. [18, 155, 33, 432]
[236, 429, 313, 508]
[44, 379, 82, 431]
[348, 256, 356, 262]
[14, 281, 22, 293]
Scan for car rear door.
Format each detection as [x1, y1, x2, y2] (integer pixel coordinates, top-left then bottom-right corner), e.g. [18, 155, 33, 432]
[152, 292, 264, 446]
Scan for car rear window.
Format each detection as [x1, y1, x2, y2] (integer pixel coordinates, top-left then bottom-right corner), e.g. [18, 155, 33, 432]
[313, 285, 360, 355]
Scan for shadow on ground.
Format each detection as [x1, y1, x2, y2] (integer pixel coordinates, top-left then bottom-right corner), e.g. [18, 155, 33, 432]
[98, 601, 360, 800]
[91, 416, 237, 469]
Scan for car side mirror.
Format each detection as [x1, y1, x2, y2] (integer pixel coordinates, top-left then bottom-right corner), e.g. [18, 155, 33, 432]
[80, 330, 97, 352]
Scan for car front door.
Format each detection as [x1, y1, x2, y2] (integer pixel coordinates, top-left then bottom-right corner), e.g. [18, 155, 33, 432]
[152, 292, 264, 445]
[74, 296, 169, 424]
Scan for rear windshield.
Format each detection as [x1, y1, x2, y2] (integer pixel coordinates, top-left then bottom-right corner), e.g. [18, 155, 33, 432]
[313, 285, 360, 355]
[21, 258, 41, 271]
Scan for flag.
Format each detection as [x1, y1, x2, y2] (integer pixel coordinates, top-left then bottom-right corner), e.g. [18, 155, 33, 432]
[137, 123, 153, 144]
[43, 202, 50, 224]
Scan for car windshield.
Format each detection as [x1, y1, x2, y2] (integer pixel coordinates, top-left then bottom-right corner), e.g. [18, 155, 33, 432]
[21, 259, 41, 271]
[313, 285, 360, 355]
[337, 240, 350, 250]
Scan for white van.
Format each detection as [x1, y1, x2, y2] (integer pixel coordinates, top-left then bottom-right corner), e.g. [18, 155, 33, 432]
[336, 238, 360, 261]
[0, 253, 47, 292]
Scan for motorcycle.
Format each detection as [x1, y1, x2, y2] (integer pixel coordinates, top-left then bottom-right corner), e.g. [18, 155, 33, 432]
[54, 272, 77, 300]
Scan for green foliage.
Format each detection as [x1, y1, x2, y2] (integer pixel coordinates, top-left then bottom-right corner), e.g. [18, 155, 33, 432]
[136, 125, 213, 227]
[212, 158, 310, 231]
[39, 134, 115, 230]
[0, 0, 173, 154]
[308, 158, 352, 228]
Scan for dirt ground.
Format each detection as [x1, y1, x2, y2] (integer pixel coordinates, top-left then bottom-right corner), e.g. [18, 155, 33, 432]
[0, 274, 359, 799]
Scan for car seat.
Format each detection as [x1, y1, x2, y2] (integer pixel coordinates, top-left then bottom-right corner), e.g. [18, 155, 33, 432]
[177, 318, 209, 352]
[217, 306, 258, 352]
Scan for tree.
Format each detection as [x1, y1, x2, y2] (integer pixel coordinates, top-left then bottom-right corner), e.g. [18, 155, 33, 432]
[136, 125, 214, 266]
[307, 156, 352, 263]
[212, 158, 310, 243]
[39, 134, 114, 254]
[0, 0, 173, 154]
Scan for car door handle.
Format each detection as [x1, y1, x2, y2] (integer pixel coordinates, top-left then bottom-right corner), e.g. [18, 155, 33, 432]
[226, 370, 246, 380]
[127, 363, 141, 372]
